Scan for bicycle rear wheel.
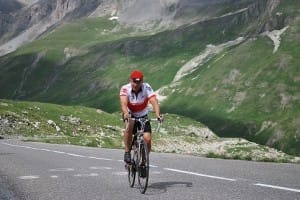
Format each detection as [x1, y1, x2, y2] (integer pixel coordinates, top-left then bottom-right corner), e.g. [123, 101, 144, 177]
[127, 147, 137, 187]
[137, 142, 149, 194]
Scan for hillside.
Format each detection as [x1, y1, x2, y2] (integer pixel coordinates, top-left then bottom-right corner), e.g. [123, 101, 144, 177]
[0, 0, 299, 156]
[162, 0, 300, 155]
[1, 99, 299, 163]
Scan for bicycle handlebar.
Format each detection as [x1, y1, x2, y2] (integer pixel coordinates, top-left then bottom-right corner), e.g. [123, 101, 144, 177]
[124, 117, 162, 133]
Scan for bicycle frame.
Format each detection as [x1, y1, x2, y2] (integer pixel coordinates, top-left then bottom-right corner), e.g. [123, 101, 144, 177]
[125, 117, 161, 194]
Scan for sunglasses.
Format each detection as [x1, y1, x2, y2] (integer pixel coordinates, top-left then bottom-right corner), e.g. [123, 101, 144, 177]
[132, 79, 142, 84]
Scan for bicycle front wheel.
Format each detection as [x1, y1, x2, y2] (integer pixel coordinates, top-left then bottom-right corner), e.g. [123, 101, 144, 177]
[127, 148, 137, 187]
[137, 142, 149, 194]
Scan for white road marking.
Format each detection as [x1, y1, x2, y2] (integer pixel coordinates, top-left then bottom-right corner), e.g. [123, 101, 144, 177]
[50, 175, 59, 178]
[74, 173, 99, 177]
[18, 175, 39, 180]
[164, 168, 236, 181]
[66, 153, 85, 157]
[254, 183, 300, 193]
[41, 148, 52, 152]
[2, 142, 113, 161]
[93, 157, 112, 161]
[113, 172, 127, 176]
[52, 150, 65, 154]
[89, 166, 112, 170]
[49, 168, 74, 172]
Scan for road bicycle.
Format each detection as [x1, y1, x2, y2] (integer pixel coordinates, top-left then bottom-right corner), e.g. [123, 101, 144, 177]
[125, 116, 161, 194]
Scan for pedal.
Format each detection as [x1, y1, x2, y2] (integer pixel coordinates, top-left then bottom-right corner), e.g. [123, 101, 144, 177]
[125, 164, 129, 170]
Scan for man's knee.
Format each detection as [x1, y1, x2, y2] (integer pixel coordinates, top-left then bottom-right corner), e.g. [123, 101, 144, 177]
[143, 132, 151, 141]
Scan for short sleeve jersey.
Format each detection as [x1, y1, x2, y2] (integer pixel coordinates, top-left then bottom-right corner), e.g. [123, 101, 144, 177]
[120, 82, 156, 117]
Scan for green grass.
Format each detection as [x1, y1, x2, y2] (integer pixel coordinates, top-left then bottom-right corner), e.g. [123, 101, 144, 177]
[0, 99, 120, 138]
[0, 99, 207, 149]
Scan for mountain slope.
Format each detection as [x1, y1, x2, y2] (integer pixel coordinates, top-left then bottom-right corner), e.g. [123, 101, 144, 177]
[162, 0, 300, 155]
[1, 0, 269, 104]
[0, 0, 299, 156]
[0, 0, 239, 56]
[1, 98, 299, 163]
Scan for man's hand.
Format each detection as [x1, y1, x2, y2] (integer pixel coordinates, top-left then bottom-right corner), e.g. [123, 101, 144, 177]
[157, 114, 163, 123]
[123, 112, 130, 121]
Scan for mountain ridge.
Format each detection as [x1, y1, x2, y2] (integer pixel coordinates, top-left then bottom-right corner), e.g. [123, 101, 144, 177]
[0, 0, 279, 56]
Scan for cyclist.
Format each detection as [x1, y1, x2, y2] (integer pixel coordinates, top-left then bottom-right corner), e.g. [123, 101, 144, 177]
[120, 70, 162, 164]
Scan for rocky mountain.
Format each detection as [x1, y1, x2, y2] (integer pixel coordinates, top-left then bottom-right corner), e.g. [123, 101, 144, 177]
[0, 0, 273, 56]
[0, 0, 299, 156]
[0, 0, 102, 55]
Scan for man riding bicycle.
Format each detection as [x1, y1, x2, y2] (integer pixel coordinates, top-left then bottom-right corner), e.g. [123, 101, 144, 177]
[119, 70, 162, 163]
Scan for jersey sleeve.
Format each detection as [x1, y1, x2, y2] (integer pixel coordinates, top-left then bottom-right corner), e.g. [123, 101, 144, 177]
[144, 83, 156, 99]
[120, 85, 128, 96]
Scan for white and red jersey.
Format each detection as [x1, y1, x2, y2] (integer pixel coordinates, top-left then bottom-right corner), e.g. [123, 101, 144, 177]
[120, 83, 156, 117]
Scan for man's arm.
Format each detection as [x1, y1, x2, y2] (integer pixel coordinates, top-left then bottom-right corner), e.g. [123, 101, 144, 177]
[149, 96, 161, 119]
[120, 95, 130, 119]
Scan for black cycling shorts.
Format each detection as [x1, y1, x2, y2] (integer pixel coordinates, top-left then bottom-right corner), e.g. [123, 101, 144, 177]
[133, 116, 152, 134]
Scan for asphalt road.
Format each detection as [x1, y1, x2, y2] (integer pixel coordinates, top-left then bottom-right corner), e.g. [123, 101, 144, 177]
[0, 139, 299, 200]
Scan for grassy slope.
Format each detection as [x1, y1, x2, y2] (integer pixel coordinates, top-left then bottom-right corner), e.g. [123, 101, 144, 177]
[1, 98, 299, 163]
[0, 99, 123, 148]
[0, 99, 207, 149]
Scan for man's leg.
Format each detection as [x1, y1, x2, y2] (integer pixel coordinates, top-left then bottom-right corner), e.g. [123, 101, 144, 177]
[140, 132, 151, 178]
[143, 132, 151, 152]
[124, 120, 134, 162]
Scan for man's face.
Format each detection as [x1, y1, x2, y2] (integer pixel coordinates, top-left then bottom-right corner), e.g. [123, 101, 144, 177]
[130, 78, 142, 92]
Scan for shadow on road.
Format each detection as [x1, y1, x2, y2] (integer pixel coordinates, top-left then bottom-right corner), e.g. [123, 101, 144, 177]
[146, 181, 192, 194]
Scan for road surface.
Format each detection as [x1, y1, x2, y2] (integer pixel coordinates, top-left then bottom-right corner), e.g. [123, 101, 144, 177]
[0, 139, 299, 200]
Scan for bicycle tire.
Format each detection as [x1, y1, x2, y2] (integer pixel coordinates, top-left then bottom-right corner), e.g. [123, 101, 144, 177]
[127, 144, 137, 187]
[137, 142, 149, 194]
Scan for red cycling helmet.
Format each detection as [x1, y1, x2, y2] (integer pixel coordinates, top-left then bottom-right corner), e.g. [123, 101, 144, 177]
[130, 70, 144, 81]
